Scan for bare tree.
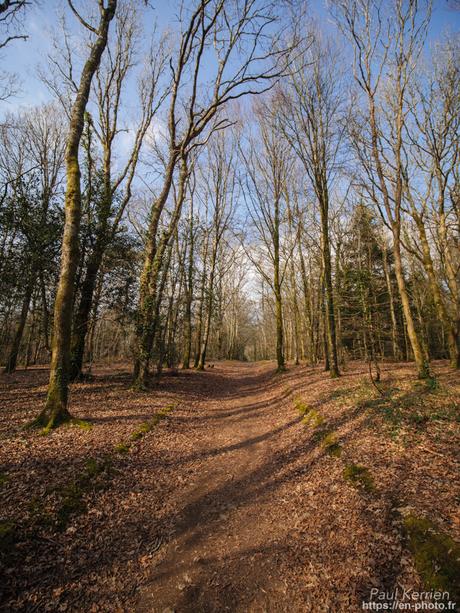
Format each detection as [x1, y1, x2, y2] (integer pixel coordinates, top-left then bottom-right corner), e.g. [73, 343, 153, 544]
[240, 100, 293, 372]
[333, 0, 432, 379]
[279, 34, 343, 377]
[0, 0, 32, 99]
[133, 0, 294, 387]
[34, 0, 117, 430]
[67, 4, 169, 380]
[196, 132, 236, 369]
[403, 36, 460, 367]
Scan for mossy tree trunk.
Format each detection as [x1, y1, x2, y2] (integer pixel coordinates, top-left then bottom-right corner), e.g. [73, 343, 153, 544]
[133, 155, 188, 388]
[35, 1, 117, 429]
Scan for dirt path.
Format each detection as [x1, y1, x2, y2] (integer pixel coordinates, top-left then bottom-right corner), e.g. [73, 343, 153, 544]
[1, 360, 459, 612]
[134, 361, 460, 612]
[137, 362, 297, 612]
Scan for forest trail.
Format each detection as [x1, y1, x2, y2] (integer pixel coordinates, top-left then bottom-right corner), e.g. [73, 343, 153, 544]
[137, 362, 299, 612]
[1, 360, 459, 612]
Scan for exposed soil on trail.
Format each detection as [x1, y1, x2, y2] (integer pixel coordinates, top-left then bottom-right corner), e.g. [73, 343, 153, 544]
[0, 361, 459, 612]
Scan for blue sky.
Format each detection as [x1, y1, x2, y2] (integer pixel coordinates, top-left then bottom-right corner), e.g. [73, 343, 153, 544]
[0, 0, 458, 118]
[0, 1, 179, 115]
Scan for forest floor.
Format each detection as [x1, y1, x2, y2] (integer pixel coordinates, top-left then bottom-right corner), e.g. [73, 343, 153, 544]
[0, 360, 459, 612]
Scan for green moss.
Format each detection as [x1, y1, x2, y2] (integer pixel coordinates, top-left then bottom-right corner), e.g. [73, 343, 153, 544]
[295, 399, 312, 416]
[0, 472, 8, 487]
[114, 442, 131, 454]
[27, 398, 73, 434]
[343, 463, 374, 492]
[425, 376, 439, 392]
[327, 443, 342, 457]
[302, 409, 324, 428]
[321, 432, 342, 457]
[159, 404, 175, 415]
[131, 380, 148, 392]
[84, 457, 107, 477]
[130, 429, 145, 441]
[403, 515, 460, 602]
[130, 405, 176, 441]
[70, 419, 93, 430]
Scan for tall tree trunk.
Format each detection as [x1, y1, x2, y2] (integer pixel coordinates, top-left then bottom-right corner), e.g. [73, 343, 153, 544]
[194, 228, 209, 368]
[273, 199, 285, 372]
[4, 276, 34, 373]
[320, 194, 340, 377]
[368, 95, 429, 378]
[35, 2, 117, 429]
[69, 247, 103, 380]
[25, 296, 37, 368]
[86, 269, 104, 374]
[382, 244, 400, 361]
[182, 200, 194, 369]
[413, 214, 460, 368]
[297, 240, 313, 363]
[392, 232, 429, 378]
[39, 270, 50, 355]
[133, 155, 188, 387]
[197, 264, 215, 370]
[198, 233, 222, 370]
[437, 206, 460, 368]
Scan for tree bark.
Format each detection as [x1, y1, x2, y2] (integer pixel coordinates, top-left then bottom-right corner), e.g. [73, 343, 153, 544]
[133, 155, 188, 387]
[392, 232, 429, 378]
[382, 244, 400, 361]
[182, 199, 194, 369]
[3, 275, 34, 373]
[413, 213, 459, 368]
[320, 193, 340, 377]
[35, 2, 117, 429]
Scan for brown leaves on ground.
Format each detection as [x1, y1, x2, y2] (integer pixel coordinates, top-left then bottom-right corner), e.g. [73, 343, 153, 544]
[0, 360, 459, 612]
